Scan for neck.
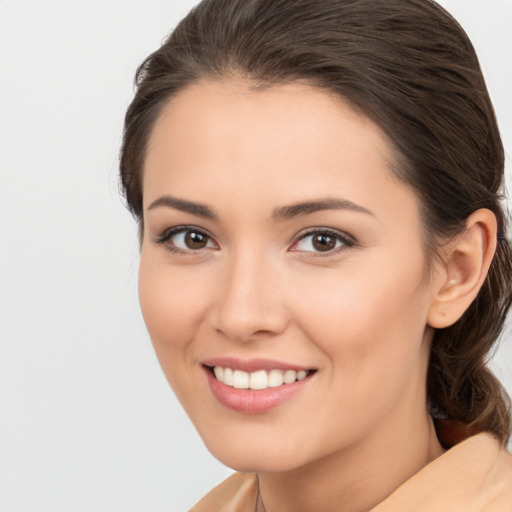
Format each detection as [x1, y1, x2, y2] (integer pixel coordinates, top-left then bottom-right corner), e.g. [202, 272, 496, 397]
[257, 409, 444, 512]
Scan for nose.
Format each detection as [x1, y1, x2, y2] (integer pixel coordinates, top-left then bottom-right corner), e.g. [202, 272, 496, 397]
[211, 249, 289, 343]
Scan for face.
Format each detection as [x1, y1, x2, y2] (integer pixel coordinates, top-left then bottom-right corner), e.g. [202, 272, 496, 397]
[139, 80, 443, 473]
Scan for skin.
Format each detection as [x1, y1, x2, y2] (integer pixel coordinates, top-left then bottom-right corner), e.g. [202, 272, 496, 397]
[139, 79, 459, 512]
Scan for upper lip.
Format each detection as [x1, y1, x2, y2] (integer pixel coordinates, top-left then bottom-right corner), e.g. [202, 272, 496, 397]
[202, 357, 314, 373]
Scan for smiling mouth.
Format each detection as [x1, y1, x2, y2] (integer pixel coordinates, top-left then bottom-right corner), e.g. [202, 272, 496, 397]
[205, 365, 317, 390]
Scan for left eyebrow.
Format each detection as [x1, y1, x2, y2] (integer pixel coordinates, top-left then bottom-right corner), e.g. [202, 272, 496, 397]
[272, 198, 374, 222]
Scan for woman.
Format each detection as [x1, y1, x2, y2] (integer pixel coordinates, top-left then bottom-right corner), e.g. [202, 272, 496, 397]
[119, 0, 512, 510]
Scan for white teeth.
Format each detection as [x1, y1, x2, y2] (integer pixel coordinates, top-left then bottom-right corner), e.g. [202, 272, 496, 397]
[268, 369, 284, 387]
[249, 370, 268, 390]
[213, 366, 224, 381]
[212, 366, 311, 389]
[233, 370, 250, 389]
[223, 367, 233, 386]
[283, 370, 297, 384]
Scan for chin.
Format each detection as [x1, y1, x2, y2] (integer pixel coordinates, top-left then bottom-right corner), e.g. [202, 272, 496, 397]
[210, 447, 302, 474]
[197, 425, 320, 474]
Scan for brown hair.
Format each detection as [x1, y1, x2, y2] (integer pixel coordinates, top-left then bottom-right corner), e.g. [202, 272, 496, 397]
[120, 0, 512, 444]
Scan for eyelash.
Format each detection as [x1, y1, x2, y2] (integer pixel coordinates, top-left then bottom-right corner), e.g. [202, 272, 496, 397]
[153, 226, 356, 256]
[291, 228, 356, 256]
[154, 225, 216, 255]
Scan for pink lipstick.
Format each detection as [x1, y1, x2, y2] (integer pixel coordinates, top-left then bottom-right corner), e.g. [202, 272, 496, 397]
[202, 358, 316, 413]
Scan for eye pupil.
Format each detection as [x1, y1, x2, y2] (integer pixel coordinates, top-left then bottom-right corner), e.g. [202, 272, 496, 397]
[185, 231, 208, 249]
[312, 233, 336, 252]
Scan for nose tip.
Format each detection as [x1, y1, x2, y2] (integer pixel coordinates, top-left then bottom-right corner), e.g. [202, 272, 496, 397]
[215, 306, 286, 343]
[212, 259, 289, 343]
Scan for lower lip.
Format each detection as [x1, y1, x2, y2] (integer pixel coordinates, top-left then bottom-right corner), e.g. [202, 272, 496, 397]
[204, 367, 314, 414]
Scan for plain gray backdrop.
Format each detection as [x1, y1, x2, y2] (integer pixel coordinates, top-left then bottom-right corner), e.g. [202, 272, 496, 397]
[0, 1, 511, 511]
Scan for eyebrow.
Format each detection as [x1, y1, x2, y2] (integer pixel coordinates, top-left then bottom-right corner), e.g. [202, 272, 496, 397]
[147, 195, 373, 222]
[147, 195, 218, 220]
[272, 198, 374, 222]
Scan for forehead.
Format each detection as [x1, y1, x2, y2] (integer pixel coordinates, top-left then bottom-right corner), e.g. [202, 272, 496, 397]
[143, 79, 418, 227]
[147, 79, 390, 163]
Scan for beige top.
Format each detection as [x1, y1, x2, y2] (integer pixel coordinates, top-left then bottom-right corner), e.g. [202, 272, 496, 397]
[190, 433, 512, 512]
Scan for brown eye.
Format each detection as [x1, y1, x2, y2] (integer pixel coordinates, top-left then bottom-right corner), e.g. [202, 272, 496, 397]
[185, 231, 208, 249]
[155, 226, 216, 253]
[291, 229, 354, 254]
[312, 233, 337, 252]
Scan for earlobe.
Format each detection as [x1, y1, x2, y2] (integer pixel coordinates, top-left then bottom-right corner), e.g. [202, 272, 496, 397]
[428, 209, 498, 329]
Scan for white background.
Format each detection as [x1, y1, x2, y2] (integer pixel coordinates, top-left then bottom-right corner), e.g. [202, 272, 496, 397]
[0, 1, 511, 511]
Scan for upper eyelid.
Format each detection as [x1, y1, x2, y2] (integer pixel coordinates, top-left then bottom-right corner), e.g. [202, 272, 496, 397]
[153, 225, 218, 254]
[289, 228, 356, 256]
[155, 225, 212, 241]
[151, 226, 219, 260]
[293, 227, 355, 243]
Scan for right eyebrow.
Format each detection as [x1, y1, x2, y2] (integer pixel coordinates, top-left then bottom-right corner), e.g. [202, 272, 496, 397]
[146, 195, 218, 221]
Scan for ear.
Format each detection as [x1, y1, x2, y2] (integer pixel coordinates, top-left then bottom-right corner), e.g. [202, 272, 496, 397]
[427, 208, 498, 329]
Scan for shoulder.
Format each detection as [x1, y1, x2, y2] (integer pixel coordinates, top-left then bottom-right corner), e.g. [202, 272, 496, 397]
[372, 433, 512, 512]
[489, 442, 512, 511]
[189, 472, 259, 512]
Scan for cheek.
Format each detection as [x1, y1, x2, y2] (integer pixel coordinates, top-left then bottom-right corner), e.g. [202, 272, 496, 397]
[138, 253, 211, 353]
[296, 261, 427, 328]
[287, 269, 432, 445]
[291, 254, 431, 384]
[137, 253, 220, 411]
